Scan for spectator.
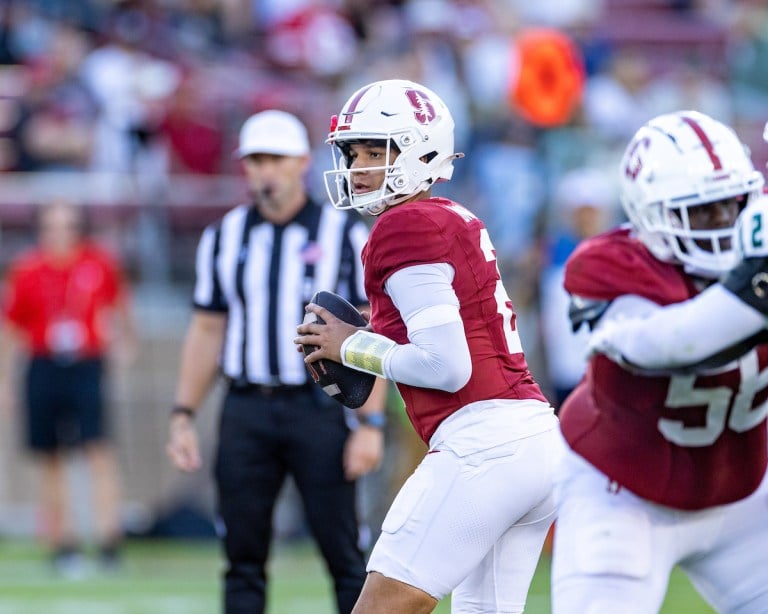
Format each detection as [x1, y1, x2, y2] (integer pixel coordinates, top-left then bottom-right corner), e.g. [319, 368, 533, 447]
[165, 109, 387, 614]
[581, 48, 653, 142]
[0, 199, 137, 577]
[160, 74, 224, 175]
[79, 5, 181, 177]
[16, 23, 97, 171]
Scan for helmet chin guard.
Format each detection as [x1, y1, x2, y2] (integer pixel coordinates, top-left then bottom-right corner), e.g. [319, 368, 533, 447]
[324, 79, 462, 216]
[619, 110, 764, 278]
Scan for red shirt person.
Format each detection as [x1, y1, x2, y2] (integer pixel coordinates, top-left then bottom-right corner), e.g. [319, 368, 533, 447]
[4, 239, 125, 359]
[0, 200, 136, 577]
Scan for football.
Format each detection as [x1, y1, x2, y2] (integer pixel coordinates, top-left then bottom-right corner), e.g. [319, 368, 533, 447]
[301, 291, 376, 409]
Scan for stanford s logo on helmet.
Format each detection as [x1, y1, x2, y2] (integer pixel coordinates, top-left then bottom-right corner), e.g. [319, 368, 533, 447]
[619, 110, 765, 279]
[405, 89, 436, 125]
[623, 136, 650, 181]
[324, 79, 463, 216]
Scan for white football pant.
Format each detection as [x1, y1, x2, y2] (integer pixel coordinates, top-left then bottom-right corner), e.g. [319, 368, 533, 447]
[368, 418, 562, 613]
[552, 443, 768, 614]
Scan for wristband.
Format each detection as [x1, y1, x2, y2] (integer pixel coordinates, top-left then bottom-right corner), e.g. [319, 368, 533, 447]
[171, 405, 195, 419]
[358, 412, 387, 429]
[341, 330, 396, 377]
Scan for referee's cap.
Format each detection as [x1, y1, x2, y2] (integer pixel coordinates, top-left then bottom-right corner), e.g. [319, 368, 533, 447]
[238, 110, 310, 158]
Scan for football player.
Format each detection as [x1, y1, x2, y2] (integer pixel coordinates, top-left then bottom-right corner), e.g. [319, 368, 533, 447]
[552, 111, 768, 614]
[295, 79, 562, 613]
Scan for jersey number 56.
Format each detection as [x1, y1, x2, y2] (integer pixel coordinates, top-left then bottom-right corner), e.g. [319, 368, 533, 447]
[660, 349, 768, 446]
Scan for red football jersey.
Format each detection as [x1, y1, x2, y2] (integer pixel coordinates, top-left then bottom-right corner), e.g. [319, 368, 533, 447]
[561, 227, 768, 510]
[363, 198, 546, 443]
[2, 242, 126, 357]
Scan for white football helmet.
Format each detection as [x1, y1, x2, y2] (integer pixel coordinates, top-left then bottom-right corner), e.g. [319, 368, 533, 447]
[324, 79, 461, 215]
[619, 110, 764, 278]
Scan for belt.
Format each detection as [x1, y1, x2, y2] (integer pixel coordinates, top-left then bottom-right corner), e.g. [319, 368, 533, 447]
[227, 379, 313, 397]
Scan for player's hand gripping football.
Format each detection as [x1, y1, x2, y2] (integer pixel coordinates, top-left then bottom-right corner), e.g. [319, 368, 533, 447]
[295, 292, 378, 409]
[295, 303, 368, 365]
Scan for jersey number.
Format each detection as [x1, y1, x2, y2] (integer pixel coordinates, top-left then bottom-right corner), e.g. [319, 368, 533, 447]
[738, 209, 768, 258]
[751, 212, 763, 250]
[479, 229, 523, 354]
[659, 350, 768, 446]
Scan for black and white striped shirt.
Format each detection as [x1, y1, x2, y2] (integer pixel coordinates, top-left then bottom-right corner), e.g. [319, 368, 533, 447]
[192, 199, 369, 386]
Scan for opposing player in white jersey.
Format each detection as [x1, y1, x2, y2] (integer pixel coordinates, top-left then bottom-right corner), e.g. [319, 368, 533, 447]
[296, 79, 562, 613]
[552, 111, 768, 614]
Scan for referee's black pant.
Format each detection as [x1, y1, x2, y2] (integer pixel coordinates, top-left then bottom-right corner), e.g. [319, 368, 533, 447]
[214, 384, 366, 614]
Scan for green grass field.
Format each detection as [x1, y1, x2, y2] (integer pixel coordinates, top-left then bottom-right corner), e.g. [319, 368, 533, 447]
[0, 538, 715, 613]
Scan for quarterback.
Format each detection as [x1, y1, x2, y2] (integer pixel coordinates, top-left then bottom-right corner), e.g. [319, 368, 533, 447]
[295, 79, 561, 614]
[552, 111, 768, 614]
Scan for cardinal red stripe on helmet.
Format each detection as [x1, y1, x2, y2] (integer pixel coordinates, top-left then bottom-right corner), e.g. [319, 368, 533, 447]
[341, 84, 376, 128]
[681, 114, 723, 170]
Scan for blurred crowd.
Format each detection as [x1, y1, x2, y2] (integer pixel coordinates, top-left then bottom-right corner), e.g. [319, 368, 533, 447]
[1, 0, 768, 396]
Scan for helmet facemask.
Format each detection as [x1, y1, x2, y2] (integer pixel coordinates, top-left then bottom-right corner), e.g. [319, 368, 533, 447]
[665, 195, 746, 277]
[326, 136, 408, 216]
[624, 189, 755, 279]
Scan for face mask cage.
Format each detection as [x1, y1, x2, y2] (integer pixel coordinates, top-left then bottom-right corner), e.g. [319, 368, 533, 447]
[323, 135, 413, 216]
[645, 193, 752, 278]
[668, 205, 739, 276]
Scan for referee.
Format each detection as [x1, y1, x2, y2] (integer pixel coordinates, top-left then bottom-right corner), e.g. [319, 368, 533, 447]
[165, 110, 387, 614]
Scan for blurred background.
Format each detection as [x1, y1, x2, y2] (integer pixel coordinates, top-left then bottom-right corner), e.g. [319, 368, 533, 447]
[0, 0, 765, 609]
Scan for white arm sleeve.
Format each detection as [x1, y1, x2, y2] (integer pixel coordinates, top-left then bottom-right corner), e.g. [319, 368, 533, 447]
[590, 285, 768, 370]
[380, 263, 472, 392]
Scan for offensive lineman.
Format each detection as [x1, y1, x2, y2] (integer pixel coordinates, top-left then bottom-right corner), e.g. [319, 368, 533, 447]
[552, 111, 768, 614]
[296, 79, 562, 613]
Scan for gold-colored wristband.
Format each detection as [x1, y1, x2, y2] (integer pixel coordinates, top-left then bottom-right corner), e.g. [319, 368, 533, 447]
[343, 331, 395, 376]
